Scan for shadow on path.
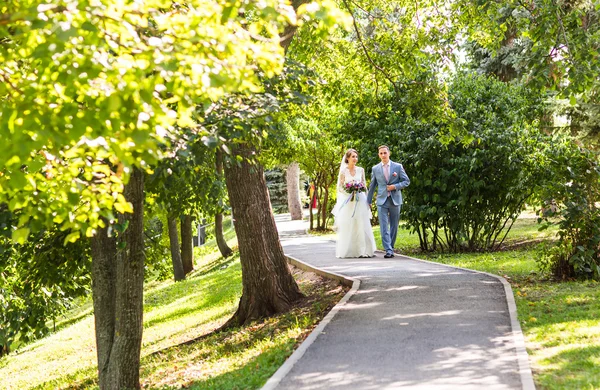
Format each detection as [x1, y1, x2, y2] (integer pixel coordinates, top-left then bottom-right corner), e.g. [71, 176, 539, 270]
[272, 217, 526, 390]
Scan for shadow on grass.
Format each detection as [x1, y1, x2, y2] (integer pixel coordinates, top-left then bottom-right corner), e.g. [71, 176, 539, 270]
[143, 268, 242, 329]
[193, 254, 239, 278]
[146, 310, 289, 360]
[520, 280, 600, 331]
[186, 342, 293, 390]
[535, 345, 600, 389]
[39, 365, 97, 390]
[144, 255, 241, 310]
[52, 307, 94, 334]
[141, 309, 311, 389]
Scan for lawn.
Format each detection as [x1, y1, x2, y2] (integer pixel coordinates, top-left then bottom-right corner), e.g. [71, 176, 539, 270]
[0, 227, 348, 390]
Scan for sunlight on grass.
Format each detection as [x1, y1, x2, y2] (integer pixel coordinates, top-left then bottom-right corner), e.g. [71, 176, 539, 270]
[410, 215, 598, 390]
[0, 227, 347, 390]
[0, 313, 97, 389]
[515, 281, 600, 389]
[0, 255, 243, 390]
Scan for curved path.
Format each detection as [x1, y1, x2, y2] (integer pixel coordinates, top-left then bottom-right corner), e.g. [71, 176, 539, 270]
[265, 215, 535, 390]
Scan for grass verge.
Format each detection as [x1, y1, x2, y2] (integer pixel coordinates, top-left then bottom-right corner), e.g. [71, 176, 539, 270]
[315, 212, 599, 389]
[0, 235, 348, 389]
[384, 217, 599, 390]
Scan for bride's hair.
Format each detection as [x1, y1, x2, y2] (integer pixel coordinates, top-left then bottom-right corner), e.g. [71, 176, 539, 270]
[344, 148, 358, 163]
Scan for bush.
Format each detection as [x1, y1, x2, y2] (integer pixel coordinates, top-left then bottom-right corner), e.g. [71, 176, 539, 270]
[350, 73, 547, 252]
[537, 140, 600, 279]
[0, 224, 91, 356]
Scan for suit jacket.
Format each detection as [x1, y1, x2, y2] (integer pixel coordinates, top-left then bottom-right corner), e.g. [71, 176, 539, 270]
[367, 160, 410, 207]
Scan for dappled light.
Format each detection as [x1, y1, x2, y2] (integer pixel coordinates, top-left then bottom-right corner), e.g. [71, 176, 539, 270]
[1, 0, 599, 387]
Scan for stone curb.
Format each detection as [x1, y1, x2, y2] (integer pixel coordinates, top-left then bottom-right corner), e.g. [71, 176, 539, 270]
[261, 255, 361, 390]
[400, 254, 536, 390]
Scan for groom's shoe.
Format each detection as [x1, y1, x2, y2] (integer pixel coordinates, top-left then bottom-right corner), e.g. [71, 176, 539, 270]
[384, 252, 393, 258]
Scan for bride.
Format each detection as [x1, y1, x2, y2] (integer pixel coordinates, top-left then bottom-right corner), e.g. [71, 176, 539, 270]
[332, 148, 376, 258]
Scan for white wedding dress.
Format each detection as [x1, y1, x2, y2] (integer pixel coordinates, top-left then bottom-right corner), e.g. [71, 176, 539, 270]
[332, 166, 376, 258]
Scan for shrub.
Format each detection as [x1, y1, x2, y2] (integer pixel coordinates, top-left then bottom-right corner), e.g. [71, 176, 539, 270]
[536, 139, 600, 279]
[350, 73, 546, 252]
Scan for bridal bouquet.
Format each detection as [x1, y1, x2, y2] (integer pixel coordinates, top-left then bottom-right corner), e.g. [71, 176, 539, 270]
[344, 181, 366, 201]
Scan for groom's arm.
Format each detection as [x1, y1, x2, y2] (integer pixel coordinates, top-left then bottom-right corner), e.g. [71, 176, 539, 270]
[367, 167, 377, 204]
[393, 164, 410, 191]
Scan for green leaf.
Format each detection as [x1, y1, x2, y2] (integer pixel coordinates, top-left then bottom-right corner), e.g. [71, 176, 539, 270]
[107, 94, 121, 112]
[10, 170, 28, 190]
[63, 231, 81, 244]
[12, 227, 30, 244]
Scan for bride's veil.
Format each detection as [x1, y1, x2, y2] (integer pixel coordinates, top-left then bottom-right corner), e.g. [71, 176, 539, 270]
[332, 152, 349, 218]
[336, 152, 348, 194]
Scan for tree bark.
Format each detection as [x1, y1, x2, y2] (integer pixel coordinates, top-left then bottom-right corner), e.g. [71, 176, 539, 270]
[215, 148, 233, 258]
[91, 223, 117, 388]
[286, 162, 303, 220]
[180, 215, 194, 275]
[215, 212, 233, 258]
[90, 168, 145, 389]
[167, 216, 186, 282]
[224, 145, 303, 327]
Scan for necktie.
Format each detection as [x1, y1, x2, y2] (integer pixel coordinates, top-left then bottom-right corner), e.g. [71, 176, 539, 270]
[384, 164, 390, 196]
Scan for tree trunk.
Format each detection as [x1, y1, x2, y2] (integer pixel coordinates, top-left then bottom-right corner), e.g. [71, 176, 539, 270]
[321, 187, 329, 229]
[167, 216, 186, 282]
[309, 189, 316, 230]
[224, 145, 303, 327]
[90, 168, 145, 389]
[286, 162, 303, 220]
[215, 212, 233, 258]
[0, 343, 9, 357]
[215, 148, 233, 258]
[180, 215, 194, 275]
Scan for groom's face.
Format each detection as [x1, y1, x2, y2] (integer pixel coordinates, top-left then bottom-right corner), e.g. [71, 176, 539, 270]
[378, 147, 390, 164]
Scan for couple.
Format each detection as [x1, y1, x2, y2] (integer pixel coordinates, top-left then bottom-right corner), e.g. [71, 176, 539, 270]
[332, 145, 410, 259]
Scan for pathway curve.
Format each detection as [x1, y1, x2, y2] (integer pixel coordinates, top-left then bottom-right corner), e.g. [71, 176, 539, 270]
[266, 215, 534, 390]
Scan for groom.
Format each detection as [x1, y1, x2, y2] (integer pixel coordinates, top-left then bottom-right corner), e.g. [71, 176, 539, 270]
[367, 145, 410, 258]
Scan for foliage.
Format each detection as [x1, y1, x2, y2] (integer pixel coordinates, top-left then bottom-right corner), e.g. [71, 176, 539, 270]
[265, 168, 289, 213]
[148, 139, 223, 212]
[0, 225, 90, 355]
[284, 116, 342, 230]
[0, 238, 346, 390]
[0, 0, 325, 243]
[537, 140, 600, 279]
[458, 0, 600, 99]
[143, 213, 173, 282]
[348, 73, 546, 252]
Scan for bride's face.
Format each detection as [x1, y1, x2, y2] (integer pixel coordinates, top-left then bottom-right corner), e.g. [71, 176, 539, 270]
[348, 152, 358, 165]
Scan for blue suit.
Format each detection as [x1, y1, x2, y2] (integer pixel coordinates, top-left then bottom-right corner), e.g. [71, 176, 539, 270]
[367, 161, 410, 255]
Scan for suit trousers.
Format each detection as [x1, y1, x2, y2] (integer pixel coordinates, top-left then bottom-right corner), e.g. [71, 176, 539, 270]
[378, 196, 401, 254]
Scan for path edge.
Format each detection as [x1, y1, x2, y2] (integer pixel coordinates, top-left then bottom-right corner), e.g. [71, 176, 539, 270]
[261, 255, 360, 390]
[401, 254, 536, 390]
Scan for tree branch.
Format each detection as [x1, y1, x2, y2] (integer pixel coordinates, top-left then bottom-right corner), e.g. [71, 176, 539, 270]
[341, 0, 400, 96]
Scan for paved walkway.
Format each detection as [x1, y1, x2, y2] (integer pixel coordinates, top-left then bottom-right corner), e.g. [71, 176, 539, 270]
[266, 215, 534, 389]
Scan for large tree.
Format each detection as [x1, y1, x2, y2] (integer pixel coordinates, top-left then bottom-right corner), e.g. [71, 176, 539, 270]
[210, 4, 350, 326]
[1, 0, 333, 387]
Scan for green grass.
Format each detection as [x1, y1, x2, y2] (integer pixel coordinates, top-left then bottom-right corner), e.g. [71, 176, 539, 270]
[0, 227, 347, 390]
[385, 216, 599, 390]
[314, 213, 600, 389]
[420, 247, 600, 389]
[515, 280, 600, 389]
